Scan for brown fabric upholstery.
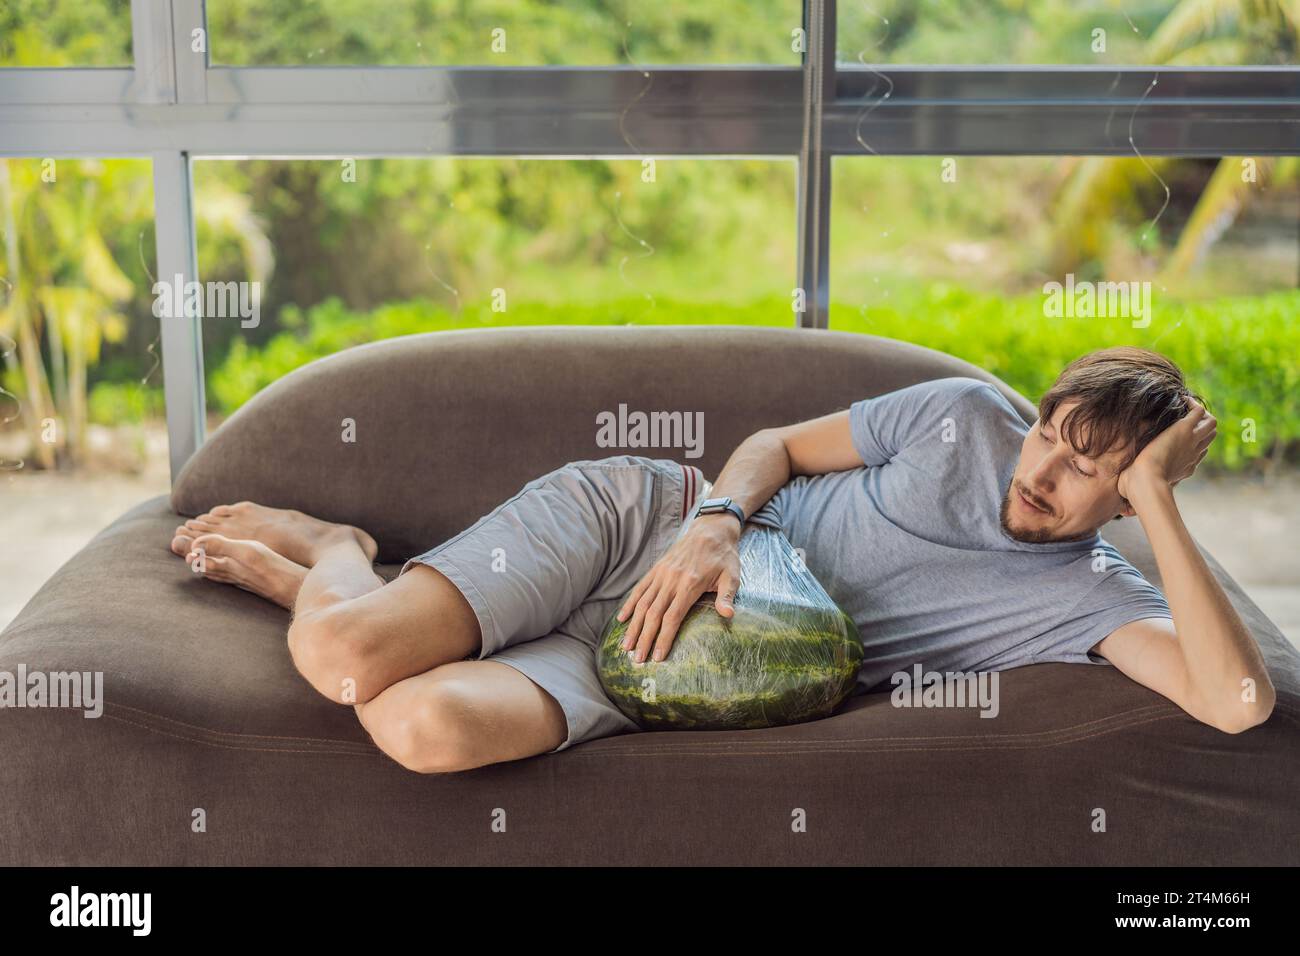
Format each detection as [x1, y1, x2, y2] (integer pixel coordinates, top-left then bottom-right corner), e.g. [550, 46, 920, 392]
[3, 325, 1297, 864]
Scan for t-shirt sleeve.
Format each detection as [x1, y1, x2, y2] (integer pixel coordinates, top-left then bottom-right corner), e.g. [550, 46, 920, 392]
[1032, 559, 1174, 667]
[848, 377, 997, 467]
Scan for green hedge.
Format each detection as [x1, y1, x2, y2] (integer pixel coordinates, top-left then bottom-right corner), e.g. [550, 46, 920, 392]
[832, 284, 1300, 470]
[88, 381, 166, 426]
[166, 287, 1300, 472]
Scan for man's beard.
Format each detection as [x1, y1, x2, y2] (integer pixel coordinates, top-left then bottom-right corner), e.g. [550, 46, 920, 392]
[999, 478, 1088, 545]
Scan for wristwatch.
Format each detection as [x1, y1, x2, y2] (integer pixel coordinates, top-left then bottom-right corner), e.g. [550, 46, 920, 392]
[695, 496, 746, 527]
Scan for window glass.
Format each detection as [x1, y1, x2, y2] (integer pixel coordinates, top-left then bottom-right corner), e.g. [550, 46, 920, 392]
[192, 157, 797, 413]
[0, 0, 133, 67]
[837, 0, 1299, 66]
[210, 0, 803, 66]
[0, 158, 164, 627]
[830, 154, 1300, 473]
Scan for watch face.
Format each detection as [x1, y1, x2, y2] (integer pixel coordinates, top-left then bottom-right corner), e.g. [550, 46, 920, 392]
[698, 497, 729, 511]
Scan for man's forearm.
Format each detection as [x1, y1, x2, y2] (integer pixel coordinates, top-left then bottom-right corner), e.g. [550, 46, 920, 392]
[1128, 475, 1276, 729]
[703, 430, 792, 528]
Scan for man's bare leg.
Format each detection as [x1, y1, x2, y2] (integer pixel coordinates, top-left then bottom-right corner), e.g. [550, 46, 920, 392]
[172, 502, 570, 771]
[286, 532, 570, 771]
[354, 660, 567, 773]
[173, 501, 479, 700]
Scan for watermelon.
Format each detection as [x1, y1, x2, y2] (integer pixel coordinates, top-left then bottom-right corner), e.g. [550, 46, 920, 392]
[597, 525, 863, 731]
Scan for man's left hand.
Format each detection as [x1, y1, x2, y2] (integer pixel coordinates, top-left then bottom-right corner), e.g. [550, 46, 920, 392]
[1117, 397, 1216, 502]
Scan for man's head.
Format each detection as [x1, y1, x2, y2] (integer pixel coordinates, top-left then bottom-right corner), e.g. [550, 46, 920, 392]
[1001, 347, 1204, 544]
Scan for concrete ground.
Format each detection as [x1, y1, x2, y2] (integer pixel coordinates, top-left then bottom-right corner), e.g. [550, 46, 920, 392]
[1174, 475, 1300, 649]
[2, 467, 1298, 651]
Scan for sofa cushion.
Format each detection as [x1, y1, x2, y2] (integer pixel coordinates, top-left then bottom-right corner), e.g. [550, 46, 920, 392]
[3, 325, 1297, 865]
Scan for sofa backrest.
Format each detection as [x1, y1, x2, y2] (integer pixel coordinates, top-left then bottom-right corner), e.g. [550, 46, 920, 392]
[172, 324, 1037, 562]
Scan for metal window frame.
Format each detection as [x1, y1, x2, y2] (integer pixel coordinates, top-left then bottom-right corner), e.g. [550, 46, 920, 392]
[0, 0, 1297, 478]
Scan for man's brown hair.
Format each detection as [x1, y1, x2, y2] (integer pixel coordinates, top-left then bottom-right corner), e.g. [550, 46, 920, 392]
[1038, 347, 1206, 473]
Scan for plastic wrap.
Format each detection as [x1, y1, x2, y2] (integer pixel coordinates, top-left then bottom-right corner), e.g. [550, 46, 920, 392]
[597, 524, 863, 731]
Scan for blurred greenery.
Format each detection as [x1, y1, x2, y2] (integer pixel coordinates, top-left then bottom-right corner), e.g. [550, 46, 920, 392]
[835, 284, 1300, 471]
[838, 0, 1299, 65]
[88, 380, 165, 425]
[0, 158, 147, 467]
[198, 288, 1300, 472]
[11, 0, 1289, 67]
[207, 0, 804, 65]
[0, 0, 131, 66]
[7, 0, 1289, 66]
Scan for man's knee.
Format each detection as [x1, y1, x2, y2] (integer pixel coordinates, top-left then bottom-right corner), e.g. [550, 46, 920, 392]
[287, 602, 388, 705]
[360, 681, 480, 774]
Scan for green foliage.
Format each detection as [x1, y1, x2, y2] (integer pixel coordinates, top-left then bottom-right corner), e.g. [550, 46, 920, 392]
[0, 157, 152, 468]
[837, 0, 1298, 65]
[205, 288, 1300, 473]
[207, 0, 802, 66]
[88, 381, 165, 426]
[833, 284, 1300, 470]
[190, 156, 798, 335]
[0, 0, 132, 66]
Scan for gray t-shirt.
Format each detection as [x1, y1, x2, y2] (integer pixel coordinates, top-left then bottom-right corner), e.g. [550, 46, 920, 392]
[747, 376, 1173, 692]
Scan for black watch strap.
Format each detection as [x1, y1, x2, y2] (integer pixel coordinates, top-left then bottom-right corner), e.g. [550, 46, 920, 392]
[721, 502, 746, 526]
[695, 497, 746, 526]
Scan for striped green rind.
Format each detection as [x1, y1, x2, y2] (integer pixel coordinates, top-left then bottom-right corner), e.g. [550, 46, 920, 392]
[597, 596, 864, 732]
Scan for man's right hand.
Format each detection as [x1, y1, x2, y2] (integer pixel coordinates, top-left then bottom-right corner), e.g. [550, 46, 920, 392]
[614, 515, 743, 665]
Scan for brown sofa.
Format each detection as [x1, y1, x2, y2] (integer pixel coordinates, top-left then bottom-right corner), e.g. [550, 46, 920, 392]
[3, 324, 1298, 865]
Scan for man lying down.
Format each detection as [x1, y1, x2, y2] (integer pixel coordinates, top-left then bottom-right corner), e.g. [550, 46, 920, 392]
[169, 346, 1276, 772]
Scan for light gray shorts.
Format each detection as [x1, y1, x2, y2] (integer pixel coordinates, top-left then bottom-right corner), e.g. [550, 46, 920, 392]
[402, 455, 711, 752]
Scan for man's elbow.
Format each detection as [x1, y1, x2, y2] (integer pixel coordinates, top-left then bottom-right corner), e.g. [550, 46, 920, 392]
[751, 427, 793, 469]
[1205, 687, 1276, 735]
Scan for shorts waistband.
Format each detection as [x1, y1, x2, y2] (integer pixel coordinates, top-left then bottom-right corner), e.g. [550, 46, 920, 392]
[676, 462, 710, 522]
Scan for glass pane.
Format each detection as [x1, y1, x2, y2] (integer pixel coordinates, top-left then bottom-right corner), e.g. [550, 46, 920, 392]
[830, 154, 1300, 642]
[191, 157, 797, 413]
[837, 0, 1300, 65]
[209, 0, 803, 66]
[0, 0, 133, 67]
[0, 158, 165, 628]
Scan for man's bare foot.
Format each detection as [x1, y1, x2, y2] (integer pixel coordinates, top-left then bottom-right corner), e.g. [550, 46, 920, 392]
[170, 501, 377, 567]
[184, 534, 308, 610]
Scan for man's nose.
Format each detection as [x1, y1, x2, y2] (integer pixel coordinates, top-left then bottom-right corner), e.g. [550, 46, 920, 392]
[1026, 454, 1060, 493]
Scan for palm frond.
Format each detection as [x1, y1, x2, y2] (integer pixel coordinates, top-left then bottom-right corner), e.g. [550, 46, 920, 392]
[1162, 156, 1269, 280]
[1049, 156, 1177, 271]
[1162, 36, 1254, 63]
[79, 231, 134, 302]
[1147, 0, 1292, 62]
[195, 187, 275, 283]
